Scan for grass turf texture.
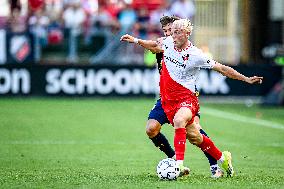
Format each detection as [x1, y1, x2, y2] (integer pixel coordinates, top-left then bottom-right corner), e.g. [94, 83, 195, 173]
[0, 98, 283, 188]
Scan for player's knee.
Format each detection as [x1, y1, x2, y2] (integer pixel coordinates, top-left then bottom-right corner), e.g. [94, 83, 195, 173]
[146, 123, 160, 138]
[173, 116, 187, 128]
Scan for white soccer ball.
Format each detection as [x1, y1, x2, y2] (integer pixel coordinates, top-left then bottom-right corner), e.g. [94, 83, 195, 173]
[156, 158, 180, 180]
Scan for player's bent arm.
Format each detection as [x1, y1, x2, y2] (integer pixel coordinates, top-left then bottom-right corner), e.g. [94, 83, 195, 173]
[137, 39, 163, 53]
[212, 62, 263, 84]
[120, 34, 163, 53]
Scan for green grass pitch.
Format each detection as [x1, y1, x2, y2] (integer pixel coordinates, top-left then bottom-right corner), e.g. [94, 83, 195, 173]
[0, 98, 283, 188]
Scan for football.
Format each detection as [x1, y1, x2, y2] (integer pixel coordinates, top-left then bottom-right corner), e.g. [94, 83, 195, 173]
[156, 158, 180, 180]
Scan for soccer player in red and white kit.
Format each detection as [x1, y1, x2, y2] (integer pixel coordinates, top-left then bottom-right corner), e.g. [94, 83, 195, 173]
[147, 15, 223, 178]
[120, 19, 263, 177]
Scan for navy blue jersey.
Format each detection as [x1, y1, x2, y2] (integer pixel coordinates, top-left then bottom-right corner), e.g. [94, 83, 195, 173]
[156, 53, 163, 74]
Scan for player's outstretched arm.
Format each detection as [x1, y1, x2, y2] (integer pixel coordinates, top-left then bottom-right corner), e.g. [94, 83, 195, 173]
[120, 34, 163, 53]
[212, 62, 263, 84]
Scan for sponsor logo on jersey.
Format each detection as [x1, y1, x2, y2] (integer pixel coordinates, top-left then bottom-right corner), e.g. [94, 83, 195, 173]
[180, 102, 192, 107]
[164, 55, 186, 69]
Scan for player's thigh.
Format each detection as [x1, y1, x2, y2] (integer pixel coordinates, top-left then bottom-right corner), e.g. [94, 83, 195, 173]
[173, 107, 193, 129]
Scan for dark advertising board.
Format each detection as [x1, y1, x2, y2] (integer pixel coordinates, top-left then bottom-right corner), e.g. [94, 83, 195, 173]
[0, 64, 281, 97]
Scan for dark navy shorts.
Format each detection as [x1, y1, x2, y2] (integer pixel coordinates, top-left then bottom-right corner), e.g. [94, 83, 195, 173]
[148, 99, 170, 125]
[148, 99, 201, 125]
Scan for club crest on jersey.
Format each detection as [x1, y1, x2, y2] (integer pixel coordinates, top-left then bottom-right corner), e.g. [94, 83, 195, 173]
[182, 54, 189, 61]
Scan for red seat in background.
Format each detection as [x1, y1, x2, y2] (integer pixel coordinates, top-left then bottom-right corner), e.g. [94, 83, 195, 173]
[132, 0, 164, 11]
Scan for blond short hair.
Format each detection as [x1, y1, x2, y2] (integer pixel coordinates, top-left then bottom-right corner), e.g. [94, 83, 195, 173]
[172, 19, 193, 33]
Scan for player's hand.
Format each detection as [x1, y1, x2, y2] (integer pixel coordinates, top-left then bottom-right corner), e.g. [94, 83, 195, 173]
[245, 76, 263, 84]
[120, 34, 135, 43]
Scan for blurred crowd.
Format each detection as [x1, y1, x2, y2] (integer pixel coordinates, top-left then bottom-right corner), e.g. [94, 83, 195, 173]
[4, 0, 196, 37]
[0, 0, 196, 63]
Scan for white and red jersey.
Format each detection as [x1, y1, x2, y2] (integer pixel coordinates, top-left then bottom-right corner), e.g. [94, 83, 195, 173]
[160, 36, 215, 124]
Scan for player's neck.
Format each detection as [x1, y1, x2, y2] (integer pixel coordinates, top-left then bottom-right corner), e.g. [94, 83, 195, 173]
[176, 41, 190, 51]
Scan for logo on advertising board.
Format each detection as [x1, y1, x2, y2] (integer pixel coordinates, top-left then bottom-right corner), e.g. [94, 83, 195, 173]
[10, 35, 31, 63]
